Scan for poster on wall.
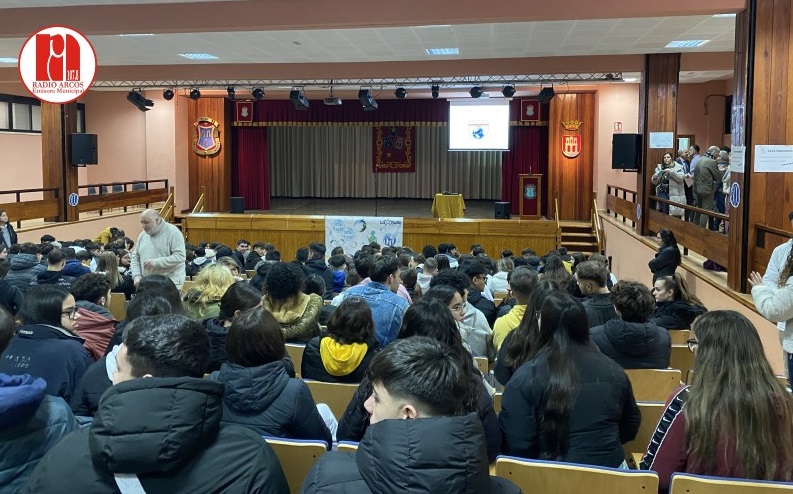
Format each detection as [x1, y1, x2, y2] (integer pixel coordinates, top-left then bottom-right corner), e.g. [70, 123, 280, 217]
[754, 145, 793, 173]
[325, 216, 404, 252]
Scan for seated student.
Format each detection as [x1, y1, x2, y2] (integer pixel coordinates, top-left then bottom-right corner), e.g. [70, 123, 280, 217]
[416, 256, 437, 294]
[575, 260, 618, 328]
[61, 247, 90, 279]
[29, 248, 76, 289]
[500, 292, 640, 468]
[304, 274, 336, 326]
[493, 267, 539, 351]
[494, 280, 561, 386]
[92, 226, 124, 246]
[400, 266, 421, 302]
[641, 311, 793, 492]
[182, 263, 236, 321]
[540, 253, 572, 288]
[460, 260, 497, 327]
[0, 285, 91, 402]
[203, 281, 264, 372]
[490, 257, 513, 296]
[304, 337, 519, 494]
[211, 308, 332, 446]
[262, 262, 322, 343]
[0, 307, 78, 491]
[0, 274, 22, 315]
[305, 242, 334, 300]
[24, 314, 290, 494]
[328, 254, 348, 295]
[71, 273, 119, 361]
[95, 251, 134, 300]
[428, 271, 493, 358]
[650, 274, 707, 330]
[5, 242, 46, 294]
[244, 241, 265, 271]
[337, 298, 501, 463]
[590, 281, 671, 369]
[302, 297, 376, 384]
[69, 293, 174, 418]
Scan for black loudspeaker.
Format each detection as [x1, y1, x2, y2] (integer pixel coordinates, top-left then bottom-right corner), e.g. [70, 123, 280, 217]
[70, 133, 98, 166]
[230, 197, 245, 214]
[612, 133, 642, 170]
[495, 202, 511, 219]
[537, 87, 555, 105]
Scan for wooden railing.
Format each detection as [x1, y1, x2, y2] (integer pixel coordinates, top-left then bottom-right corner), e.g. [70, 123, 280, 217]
[754, 223, 793, 276]
[192, 186, 206, 214]
[160, 186, 176, 223]
[0, 187, 60, 227]
[605, 185, 638, 226]
[76, 179, 169, 216]
[553, 197, 562, 248]
[592, 197, 603, 254]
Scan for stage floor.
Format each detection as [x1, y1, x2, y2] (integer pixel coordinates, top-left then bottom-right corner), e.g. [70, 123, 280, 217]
[256, 197, 503, 219]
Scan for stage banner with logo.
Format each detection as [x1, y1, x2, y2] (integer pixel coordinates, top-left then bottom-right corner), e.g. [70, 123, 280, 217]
[372, 126, 415, 173]
[325, 216, 404, 252]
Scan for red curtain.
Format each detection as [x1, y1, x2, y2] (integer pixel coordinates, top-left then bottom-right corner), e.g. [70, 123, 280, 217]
[233, 127, 271, 210]
[501, 125, 549, 216]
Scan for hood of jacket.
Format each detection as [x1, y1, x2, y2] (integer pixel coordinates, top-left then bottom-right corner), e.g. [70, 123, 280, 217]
[9, 253, 38, 271]
[75, 300, 114, 320]
[264, 292, 316, 325]
[319, 337, 369, 376]
[356, 413, 490, 493]
[0, 373, 47, 429]
[602, 319, 667, 356]
[654, 300, 706, 325]
[305, 258, 329, 273]
[62, 259, 89, 277]
[215, 361, 289, 414]
[34, 270, 69, 284]
[88, 377, 223, 475]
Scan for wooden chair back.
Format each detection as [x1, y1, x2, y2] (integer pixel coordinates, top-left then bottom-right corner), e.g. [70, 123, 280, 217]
[622, 401, 666, 467]
[493, 391, 503, 414]
[108, 292, 127, 321]
[246, 269, 256, 279]
[667, 329, 690, 345]
[474, 356, 489, 375]
[304, 380, 359, 420]
[669, 345, 696, 383]
[337, 441, 359, 453]
[670, 473, 793, 493]
[181, 279, 196, 293]
[264, 437, 327, 494]
[624, 368, 681, 402]
[285, 343, 306, 378]
[495, 457, 659, 494]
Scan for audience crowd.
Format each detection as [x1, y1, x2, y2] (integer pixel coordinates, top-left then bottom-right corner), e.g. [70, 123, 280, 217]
[1, 206, 791, 493]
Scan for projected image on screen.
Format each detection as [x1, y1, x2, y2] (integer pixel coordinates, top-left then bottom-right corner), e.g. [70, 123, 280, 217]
[448, 99, 510, 151]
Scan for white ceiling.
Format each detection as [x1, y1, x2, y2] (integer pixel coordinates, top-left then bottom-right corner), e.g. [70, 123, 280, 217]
[0, 2, 736, 85]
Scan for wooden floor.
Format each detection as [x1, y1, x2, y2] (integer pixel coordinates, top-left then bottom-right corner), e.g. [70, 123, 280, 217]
[254, 197, 514, 220]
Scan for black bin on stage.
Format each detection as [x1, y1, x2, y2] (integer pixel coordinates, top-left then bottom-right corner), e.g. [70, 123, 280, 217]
[495, 202, 511, 219]
[230, 197, 245, 214]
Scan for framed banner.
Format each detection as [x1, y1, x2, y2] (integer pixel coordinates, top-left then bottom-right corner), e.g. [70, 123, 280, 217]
[235, 101, 253, 123]
[519, 174, 542, 219]
[520, 99, 541, 122]
[372, 126, 415, 173]
[326, 216, 404, 251]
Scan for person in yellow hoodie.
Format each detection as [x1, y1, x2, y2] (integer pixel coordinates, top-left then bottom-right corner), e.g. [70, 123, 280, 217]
[262, 262, 322, 343]
[301, 297, 376, 383]
[492, 267, 538, 352]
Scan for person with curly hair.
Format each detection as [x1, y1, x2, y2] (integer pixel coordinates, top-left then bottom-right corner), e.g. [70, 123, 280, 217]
[590, 280, 670, 369]
[262, 262, 321, 343]
[182, 263, 236, 320]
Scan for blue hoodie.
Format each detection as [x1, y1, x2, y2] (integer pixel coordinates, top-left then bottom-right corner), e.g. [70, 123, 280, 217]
[0, 373, 77, 491]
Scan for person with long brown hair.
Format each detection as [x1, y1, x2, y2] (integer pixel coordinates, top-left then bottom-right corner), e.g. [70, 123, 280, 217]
[640, 311, 793, 492]
[650, 273, 707, 330]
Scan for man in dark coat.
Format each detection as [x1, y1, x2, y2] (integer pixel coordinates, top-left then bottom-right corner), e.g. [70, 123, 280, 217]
[5, 243, 45, 294]
[692, 145, 724, 227]
[23, 314, 289, 494]
[302, 337, 520, 494]
[305, 242, 334, 299]
[576, 261, 618, 329]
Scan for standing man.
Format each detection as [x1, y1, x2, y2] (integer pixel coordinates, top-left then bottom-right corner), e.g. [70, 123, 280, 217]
[130, 209, 186, 290]
[692, 146, 724, 228]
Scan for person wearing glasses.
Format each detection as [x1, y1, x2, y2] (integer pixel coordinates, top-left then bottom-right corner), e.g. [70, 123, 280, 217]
[428, 270, 493, 359]
[640, 311, 793, 491]
[460, 260, 497, 327]
[0, 285, 91, 402]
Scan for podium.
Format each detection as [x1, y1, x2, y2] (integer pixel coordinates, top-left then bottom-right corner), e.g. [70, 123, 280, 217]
[518, 174, 542, 219]
[431, 193, 465, 218]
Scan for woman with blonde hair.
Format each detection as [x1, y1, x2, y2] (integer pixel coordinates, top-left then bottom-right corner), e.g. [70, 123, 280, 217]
[95, 251, 134, 300]
[641, 311, 793, 491]
[182, 263, 236, 320]
[490, 257, 513, 296]
[650, 273, 706, 330]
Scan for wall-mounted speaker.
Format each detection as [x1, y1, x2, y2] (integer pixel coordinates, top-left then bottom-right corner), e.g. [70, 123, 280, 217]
[70, 133, 98, 166]
[612, 133, 642, 170]
[537, 87, 555, 105]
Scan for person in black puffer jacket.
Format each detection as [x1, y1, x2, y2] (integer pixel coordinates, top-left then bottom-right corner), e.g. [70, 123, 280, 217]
[590, 281, 671, 369]
[211, 307, 332, 446]
[304, 243, 334, 300]
[203, 281, 263, 372]
[302, 297, 376, 384]
[649, 229, 682, 283]
[337, 299, 501, 463]
[5, 244, 46, 295]
[649, 274, 708, 330]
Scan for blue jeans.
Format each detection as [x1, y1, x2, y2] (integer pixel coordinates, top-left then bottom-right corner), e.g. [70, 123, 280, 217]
[787, 353, 793, 388]
[657, 191, 669, 215]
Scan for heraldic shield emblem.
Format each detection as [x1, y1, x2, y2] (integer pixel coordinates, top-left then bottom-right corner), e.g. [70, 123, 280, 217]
[562, 134, 582, 158]
[524, 184, 537, 200]
[193, 117, 221, 156]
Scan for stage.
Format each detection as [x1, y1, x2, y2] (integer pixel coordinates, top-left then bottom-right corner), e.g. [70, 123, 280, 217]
[255, 197, 507, 220]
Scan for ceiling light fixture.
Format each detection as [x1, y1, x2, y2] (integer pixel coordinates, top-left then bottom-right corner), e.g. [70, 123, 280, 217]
[252, 88, 264, 100]
[127, 89, 154, 111]
[469, 86, 483, 98]
[537, 87, 555, 104]
[358, 88, 378, 111]
[227, 86, 235, 99]
[501, 85, 516, 98]
[431, 85, 440, 99]
[179, 53, 219, 60]
[394, 87, 407, 99]
[162, 88, 174, 101]
[189, 88, 201, 100]
[665, 40, 710, 48]
[289, 87, 309, 110]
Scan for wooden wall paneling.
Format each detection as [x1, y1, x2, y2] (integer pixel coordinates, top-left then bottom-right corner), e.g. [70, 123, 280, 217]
[639, 53, 680, 236]
[547, 93, 595, 221]
[40, 102, 78, 222]
[187, 97, 232, 213]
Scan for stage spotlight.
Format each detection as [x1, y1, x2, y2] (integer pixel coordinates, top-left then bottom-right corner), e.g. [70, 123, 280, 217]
[162, 88, 174, 101]
[289, 87, 309, 110]
[394, 87, 407, 99]
[227, 86, 235, 99]
[358, 88, 378, 111]
[189, 88, 201, 100]
[127, 89, 154, 112]
[469, 86, 483, 98]
[252, 88, 264, 100]
[501, 85, 516, 98]
[431, 84, 440, 99]
[537, 87, 555, 104]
